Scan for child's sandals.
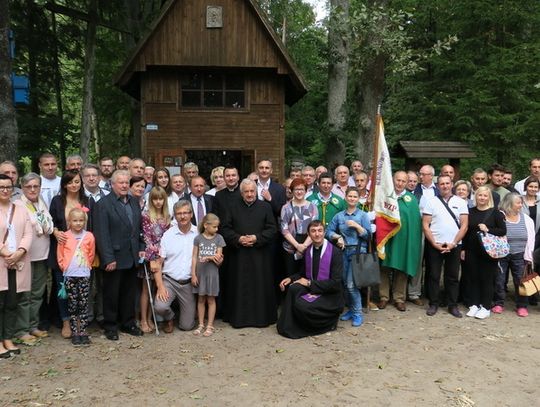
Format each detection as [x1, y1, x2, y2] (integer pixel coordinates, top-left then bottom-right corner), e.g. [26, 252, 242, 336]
[140, 321, 153, 333]
[203, 326, 215, 337]
[193, 324, 205, 336]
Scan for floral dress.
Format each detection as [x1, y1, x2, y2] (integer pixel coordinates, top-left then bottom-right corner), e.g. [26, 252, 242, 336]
[139, 211, 170, 278]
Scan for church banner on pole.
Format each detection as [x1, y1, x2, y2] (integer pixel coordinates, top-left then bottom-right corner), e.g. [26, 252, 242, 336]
[373, 114, 401, 259]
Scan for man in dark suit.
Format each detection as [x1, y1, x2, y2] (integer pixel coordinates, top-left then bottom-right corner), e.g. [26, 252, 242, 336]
[94, 170, 145, 340]
[256, 159, 286, 221]
[256, 159, 286, 294]
[184, 175, 214, 226]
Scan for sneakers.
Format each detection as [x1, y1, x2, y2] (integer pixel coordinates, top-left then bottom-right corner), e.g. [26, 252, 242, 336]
[340, 310, 354, 321]
[79, 335, 91, 345]
[351, 314, 363, 327]
[466, 305, 479, 317]
[491, 305, 504, 314]
[71, 336, 81, 346]
[475, 307, 490, 319]
[516, 307, 529, 317]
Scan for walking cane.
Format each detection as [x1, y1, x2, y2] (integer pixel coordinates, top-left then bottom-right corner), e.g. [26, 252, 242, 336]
[143, 261, 160, 336]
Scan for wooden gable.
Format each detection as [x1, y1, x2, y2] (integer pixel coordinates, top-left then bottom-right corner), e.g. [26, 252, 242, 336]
[115, 0, 306, 105]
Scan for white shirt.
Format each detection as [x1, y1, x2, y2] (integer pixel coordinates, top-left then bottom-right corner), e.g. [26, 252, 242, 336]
[167, 191, 184, 219]
[5, 205, 16, 252]
[98, 179, 111, 191]
[423, 195, 468, 244]
[40, 176, 61, 208]
[331, 183, 348, 199]
[159, 224, 197, 281]
[257, 179, 271, 200]
[418, 183, 437, 212]
[84, 187, 109, 203]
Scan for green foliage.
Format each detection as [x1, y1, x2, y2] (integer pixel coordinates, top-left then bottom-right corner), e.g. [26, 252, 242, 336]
[258, 0, 330, 167]
[385, 0, 540, 178]
[10, 0, 539, 180]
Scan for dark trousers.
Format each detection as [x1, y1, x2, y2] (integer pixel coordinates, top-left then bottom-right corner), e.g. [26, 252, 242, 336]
[0, 269, 22, 340]
[465, 252, 498, 309]
[426, 244, 460, 307]
[494, 252, 528, 308]
[102, 267, 137, 332]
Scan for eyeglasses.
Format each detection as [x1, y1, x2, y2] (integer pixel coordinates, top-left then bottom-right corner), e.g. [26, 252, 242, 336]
[176, 211, 192, 216]
[293, 188, 306, 192]
[0, 186, 13, 191]
[23, 185, 40, 190]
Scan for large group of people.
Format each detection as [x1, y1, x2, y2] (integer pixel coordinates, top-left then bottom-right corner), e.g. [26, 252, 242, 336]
[0, 153, 539, 358]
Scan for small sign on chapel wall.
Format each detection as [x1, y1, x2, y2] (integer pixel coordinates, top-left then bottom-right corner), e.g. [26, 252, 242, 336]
[206, 6, 223, 28]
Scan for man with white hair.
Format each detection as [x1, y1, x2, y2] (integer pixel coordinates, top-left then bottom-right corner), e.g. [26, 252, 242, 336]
[94, 170, 145, 340]
[220, 179, 278, 328]
[331, 165, 350, 199]
[65, 154, 83, 171]
[413, 164, 439, 211]
[348, 160, 363, 185]
[301, 165, 317, 197]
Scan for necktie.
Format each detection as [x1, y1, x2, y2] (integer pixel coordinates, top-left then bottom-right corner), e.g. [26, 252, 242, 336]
[322, 202, 327, 226]
[197, 197, 204, 225]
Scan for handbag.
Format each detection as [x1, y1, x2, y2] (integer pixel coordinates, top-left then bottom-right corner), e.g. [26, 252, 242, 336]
[519, 263, 540, 296]
[477, 231, 510, 259]
[476, 209, 510, 259]
[350, 236, 380, 288]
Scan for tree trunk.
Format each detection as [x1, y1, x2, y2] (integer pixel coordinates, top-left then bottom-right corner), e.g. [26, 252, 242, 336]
[354, 0, 387, 170]
[50, 10, 66, 169]
[326, 0, 349, 167]
[0, 0, 18, 162]
[80, 0, 98, 162]
[123, 0, 144, 157]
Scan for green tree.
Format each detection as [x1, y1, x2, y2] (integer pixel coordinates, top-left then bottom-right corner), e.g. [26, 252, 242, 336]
[385, 0, 540, 177]
[0, 0, 18, 162]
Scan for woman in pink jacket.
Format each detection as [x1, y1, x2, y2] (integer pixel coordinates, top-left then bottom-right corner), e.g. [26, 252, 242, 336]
[0, 174, 33, 358]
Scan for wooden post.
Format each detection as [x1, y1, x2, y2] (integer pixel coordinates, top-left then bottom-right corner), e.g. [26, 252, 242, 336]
[365, 107, 382, 313]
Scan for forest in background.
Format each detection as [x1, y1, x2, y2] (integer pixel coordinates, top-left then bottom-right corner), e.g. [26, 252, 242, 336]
[1, 0, 539, 178]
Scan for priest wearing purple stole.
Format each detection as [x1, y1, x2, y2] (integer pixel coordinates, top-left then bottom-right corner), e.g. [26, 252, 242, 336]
[277, 221, 344, 339]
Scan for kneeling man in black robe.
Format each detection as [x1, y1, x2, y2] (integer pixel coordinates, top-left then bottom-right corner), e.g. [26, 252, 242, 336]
[277, 220, 344, 339]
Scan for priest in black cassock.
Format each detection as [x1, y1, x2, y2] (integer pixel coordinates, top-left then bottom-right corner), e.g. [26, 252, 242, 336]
[220, 179, 278, 328]
[277, 220, 344, 339]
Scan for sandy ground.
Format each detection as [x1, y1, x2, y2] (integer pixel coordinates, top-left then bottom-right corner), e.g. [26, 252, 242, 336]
[1, 299, 539, 407]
